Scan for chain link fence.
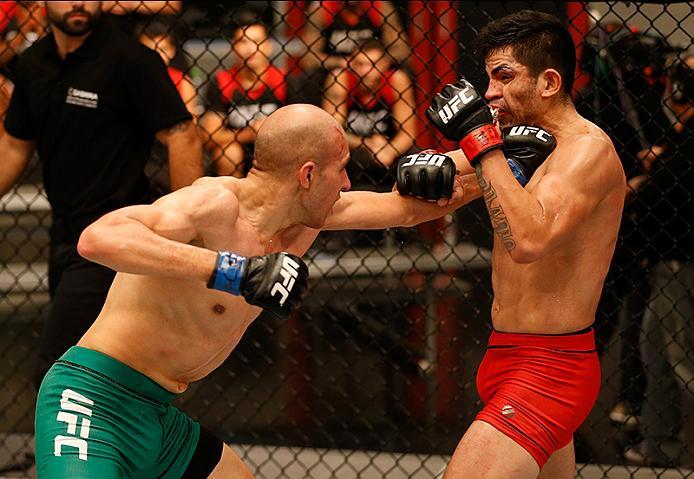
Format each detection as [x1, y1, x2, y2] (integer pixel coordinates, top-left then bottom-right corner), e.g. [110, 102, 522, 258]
[1, 1, 693, 477]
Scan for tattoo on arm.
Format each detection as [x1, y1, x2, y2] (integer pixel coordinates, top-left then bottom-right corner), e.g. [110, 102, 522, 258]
[475, 163, 516, 251]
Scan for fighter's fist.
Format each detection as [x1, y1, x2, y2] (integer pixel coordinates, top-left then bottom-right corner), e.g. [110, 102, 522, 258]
[396, 151, 456, 200]
[502, 125, 557, 186]
[425, 78, 503, 164]
[207, 251, 309, 319]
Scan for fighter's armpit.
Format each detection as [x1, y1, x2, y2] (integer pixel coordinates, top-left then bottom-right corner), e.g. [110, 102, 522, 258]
[188, 236, 205, 248]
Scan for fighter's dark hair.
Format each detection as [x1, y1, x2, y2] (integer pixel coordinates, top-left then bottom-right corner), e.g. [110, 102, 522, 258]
[476, 10, 576, 96]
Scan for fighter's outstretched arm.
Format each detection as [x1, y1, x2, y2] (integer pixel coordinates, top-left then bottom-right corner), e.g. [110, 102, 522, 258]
[322, 173, 480, 231]
[77, 182, 235, 281]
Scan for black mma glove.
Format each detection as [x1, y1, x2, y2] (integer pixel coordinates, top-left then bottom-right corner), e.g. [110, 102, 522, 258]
[396, 150, 456, 200]
[502, 125, 557, 186]
[426, 78, 503, 164]
[207, 251, 309, 319]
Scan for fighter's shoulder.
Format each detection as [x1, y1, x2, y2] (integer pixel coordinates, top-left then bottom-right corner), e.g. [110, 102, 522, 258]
[161, 177, 240, 220]
[191, 175, 237, 189]
[193, 176, 240, 203]
[553, 121, 624, 182]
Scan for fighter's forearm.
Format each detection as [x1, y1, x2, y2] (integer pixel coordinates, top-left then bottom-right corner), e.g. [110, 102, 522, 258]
[78, 215, 216, 282]
[475, 151, 546, 260]
[404, 173, 481, 226]
[323, 174, 480, 231]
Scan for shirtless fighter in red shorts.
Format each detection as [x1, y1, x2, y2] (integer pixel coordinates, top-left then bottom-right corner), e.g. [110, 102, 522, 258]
[411, 10, 626, 479]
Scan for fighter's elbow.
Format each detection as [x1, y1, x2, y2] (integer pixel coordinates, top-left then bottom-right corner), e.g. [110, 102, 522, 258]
[401, 208, 430, 228]
[77, 223, 117, 264]
[76, 225, 100, 261]
[401, 216, 420, 228]
[507, 239, 545, 264]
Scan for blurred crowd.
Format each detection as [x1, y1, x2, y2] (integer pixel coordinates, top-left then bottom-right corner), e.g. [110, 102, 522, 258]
[0, 0, 692, 469]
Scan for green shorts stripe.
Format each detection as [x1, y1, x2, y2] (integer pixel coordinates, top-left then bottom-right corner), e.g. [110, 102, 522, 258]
[35, 346, 200, 479]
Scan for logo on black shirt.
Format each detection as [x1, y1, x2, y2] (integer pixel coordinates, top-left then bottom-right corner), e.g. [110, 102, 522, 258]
[66, 87, 98, 109]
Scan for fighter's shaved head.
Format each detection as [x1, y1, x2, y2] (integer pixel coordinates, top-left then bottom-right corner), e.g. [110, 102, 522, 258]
[253, 104, 346, 175]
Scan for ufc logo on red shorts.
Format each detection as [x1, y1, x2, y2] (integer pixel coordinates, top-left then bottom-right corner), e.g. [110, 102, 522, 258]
[271, 256, 301, 306]
[400, 152, 448, 167]
[437, 86, 476, 124]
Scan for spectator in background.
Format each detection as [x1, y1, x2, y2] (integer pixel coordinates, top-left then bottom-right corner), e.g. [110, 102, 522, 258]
[0, 1, 45, 72]
[102, 0, 181, 36]
[624, 54, 694, 468]
[0, 1, 45, 133]
[323, 38, 416, 191]
[139, 23, 197, 116]
[301, 1, 408, 71]
[0, 77, 10, 135]
[139, 23, 199, 197]
[201, 20, 287, 177]
[297, 1, 409, 105]
[576, 23, 670, 434]
[0, 1, 203, 388]
[103, 0, 180, 15]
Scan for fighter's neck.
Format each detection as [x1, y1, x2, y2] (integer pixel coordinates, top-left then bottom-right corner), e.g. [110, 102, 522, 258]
[534, 102, 583, 141]
[235, 175, 299, 244]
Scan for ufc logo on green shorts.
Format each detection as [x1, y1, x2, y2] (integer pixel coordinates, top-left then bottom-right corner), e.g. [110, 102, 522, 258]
[54, 389, 94, 461]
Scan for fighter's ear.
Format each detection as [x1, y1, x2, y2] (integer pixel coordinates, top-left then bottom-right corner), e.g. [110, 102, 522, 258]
[539, 68, 563, 99]
[298, 161, 316, 189]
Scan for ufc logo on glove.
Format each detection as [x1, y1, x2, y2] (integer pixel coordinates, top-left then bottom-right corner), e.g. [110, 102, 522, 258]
[437, 86, 476, 124]
[271, 255, 302, 306]
[400, 152, 449, 168]
[507, 125, 552, 142]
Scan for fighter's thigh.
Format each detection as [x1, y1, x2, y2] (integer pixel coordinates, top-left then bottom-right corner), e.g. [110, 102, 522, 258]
[443, 420, 540, 479]
[35, 387, 128, 479]
[207, 444, 255, 479]
[538, 440, 575, 479]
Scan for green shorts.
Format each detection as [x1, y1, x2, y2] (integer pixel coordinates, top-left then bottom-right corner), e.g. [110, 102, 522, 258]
[35, 346, 213, 478]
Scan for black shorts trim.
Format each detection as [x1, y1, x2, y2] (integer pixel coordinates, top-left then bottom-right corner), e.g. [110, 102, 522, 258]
[182, 426, 224, 478]
[491, 326, 593, 336]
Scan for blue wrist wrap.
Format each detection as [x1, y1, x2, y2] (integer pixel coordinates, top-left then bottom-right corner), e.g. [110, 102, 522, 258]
[506, 157, 528, 186]
[208, 251, 247, 295]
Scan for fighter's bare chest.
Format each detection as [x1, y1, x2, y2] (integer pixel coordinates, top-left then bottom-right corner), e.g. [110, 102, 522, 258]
[197, 221, 318, 258]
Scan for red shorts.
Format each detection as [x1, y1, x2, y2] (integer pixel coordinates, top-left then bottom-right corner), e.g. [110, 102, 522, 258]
[475, 328, 600, 467]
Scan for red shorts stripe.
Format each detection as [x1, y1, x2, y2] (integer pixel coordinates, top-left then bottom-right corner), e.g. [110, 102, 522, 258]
[475, 328, 600, 467]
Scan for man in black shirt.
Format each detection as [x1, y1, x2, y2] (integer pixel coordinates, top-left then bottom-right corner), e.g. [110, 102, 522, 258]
[0, 1, 203, 387]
